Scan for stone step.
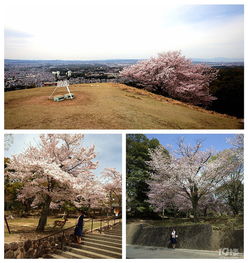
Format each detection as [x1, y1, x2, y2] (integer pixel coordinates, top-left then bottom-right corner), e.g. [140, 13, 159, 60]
[104, 233, 122, 238]
[85, 236, 122, 245]
[56, 250, 90, 259]
[70, 243, 122, 258]
[105, 231, 122, 235]
[82, 235, 122, 248]
[87, 233, 122, 242]
[64, 246, 117, 259]
[105, 227, 122, 232]
[72, 240, 122, 253]
[47, 254, 66, 259]
[47, 223, 122, 259]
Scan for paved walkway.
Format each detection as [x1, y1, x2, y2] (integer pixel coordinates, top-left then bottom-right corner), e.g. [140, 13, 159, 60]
[126, 245, 243, 259]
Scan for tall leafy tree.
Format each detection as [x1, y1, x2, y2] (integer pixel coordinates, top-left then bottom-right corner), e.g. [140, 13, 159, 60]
[126, 134, 166, 217]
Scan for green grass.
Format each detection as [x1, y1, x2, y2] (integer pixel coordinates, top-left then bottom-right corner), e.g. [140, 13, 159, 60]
[5, 83, 243, 129]
[4, 216, 116, 243]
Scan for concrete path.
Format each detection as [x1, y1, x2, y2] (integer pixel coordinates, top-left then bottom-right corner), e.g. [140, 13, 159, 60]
[126, 245, 243, 259]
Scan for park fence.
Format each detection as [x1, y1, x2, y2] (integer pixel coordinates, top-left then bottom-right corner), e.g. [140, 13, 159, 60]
[4, 216, 121, 259]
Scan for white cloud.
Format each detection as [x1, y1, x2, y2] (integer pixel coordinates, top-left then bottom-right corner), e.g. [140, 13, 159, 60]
[4, 0, 244, 59]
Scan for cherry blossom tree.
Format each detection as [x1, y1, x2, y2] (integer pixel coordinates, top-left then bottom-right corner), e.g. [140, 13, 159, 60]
[216, 134, 244, 215]
[7, 134, 98, 232]
[75, 178, 106, 210]
[101, 168, 122, 212]
[226, 134, 244, 162]
[146, 138, 240, 221]
[197, 193, 229, 217]
[120, 51, 218, 105]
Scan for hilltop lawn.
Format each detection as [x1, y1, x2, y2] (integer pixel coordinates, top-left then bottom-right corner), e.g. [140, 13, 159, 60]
[5, 83, 243, 129]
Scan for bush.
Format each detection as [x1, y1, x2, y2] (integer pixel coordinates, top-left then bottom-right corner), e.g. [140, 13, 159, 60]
[209, 67, 244, 118]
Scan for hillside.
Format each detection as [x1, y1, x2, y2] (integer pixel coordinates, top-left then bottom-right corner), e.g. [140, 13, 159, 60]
[5, 83, 243, 129]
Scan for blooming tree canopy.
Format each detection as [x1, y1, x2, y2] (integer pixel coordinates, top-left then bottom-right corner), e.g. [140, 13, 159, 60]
[7, 134, 98, 231]
[101, 168, 122, 209]
[216, 134, 244, 215]
[146, 138, 241, 220]
[120, 51, 218, 105]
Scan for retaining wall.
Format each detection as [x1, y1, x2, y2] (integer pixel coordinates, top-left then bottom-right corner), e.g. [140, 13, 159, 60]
[127, 223, 243, 252]
[4, 229, 74, 259]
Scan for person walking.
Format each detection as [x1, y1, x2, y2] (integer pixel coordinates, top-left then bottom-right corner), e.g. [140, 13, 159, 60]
[74, 211, 84, 244]
[170, 229, 178, 249]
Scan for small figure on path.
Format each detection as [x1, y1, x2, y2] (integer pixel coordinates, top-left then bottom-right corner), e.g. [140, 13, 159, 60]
[74, 211, 84, 244]
[170, 229, 178, 249]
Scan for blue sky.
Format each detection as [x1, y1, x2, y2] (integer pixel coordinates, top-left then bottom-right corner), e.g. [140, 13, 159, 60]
[145, 134, 241, 152]
[4, 1, 244, 60]
[5, 134, 122, 177]
[175, 5, 244, 24]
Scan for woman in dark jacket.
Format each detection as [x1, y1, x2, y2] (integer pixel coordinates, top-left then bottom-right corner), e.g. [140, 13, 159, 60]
[74, 212, 84, 243]
[170, 229, 178, 249]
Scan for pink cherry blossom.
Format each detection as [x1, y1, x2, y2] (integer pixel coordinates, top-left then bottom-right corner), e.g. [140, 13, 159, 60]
[146, 137, 243, 219]
[120, 51, 218, 105]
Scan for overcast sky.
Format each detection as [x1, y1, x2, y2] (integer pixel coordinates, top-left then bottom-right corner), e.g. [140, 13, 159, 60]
[5, 134, 122, 177]
[4, 0, 244, 60]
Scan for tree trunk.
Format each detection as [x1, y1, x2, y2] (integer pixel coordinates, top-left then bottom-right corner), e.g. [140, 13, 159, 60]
[192, 199, 199, 222]
[204, 206, 208, 217]
[5, 216, 11, 234]
[36, 196, 51, 232]
[190, 184, 200, 222]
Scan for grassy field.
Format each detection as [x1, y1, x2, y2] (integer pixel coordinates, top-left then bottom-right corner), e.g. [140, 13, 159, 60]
[5, 83, 243, 129]
[4, 216, 114, 243]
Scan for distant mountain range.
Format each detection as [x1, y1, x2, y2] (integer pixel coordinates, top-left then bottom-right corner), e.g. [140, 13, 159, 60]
[5, 57, 243, 64]
[4, 59, 140, 65]
[191, 57, 244, 63]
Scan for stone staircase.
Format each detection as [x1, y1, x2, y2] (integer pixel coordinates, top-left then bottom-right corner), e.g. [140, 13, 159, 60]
[48, 223, 122, 259]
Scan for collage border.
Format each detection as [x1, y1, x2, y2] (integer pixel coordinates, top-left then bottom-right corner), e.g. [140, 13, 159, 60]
[1, 0, 247, 261]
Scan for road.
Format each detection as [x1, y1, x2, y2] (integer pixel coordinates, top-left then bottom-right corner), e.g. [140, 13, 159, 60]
[126, 245, 243, 259]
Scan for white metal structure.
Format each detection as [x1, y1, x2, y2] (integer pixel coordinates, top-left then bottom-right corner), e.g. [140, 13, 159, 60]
[49, 71, 73, 100]
[48, 80, 73, 100]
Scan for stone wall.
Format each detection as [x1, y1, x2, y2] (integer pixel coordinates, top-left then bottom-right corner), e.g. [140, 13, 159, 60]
[212, 229, 243, 252]
[4, 229, 74, 259]
[4, 222, 119, 259]
[127, 223, 243, 252]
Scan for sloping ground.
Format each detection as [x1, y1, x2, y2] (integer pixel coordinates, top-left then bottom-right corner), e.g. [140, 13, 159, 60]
[47, 223, 122, 259]
[5, 83, 243, 129]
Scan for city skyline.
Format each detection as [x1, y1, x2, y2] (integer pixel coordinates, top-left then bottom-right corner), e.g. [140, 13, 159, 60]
[4, 1, 244, 60]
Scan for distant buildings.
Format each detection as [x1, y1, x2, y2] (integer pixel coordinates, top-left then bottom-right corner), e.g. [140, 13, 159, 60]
[4, 61, 125, 91]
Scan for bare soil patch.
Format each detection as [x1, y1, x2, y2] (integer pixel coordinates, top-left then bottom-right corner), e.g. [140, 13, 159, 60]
[5, 83, 243, 129]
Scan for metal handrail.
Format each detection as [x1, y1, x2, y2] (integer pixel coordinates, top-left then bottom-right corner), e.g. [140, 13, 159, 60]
[36, 217, 121, 241]
[35, 215, 121, 253]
